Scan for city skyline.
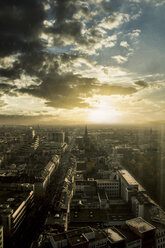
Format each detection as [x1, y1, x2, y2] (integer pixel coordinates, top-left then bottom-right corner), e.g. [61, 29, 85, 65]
[0, 0, 165, 125]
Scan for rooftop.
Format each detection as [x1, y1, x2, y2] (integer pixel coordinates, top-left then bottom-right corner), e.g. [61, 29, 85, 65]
[70, 207, 134, 225]
[68, 234, 88, 247]
[119, 170, 138, 186]
[126, 217, 156, 234]
[51, 226, 93, 243]
[117, 225, 140, 243]
[104, 227, 125, 243]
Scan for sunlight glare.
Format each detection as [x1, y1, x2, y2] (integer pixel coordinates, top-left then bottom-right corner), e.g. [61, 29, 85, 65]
[88, 105, 120, 124]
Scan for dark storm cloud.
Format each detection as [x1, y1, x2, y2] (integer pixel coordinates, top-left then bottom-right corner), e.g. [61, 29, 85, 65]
[18, 70, 137, 109]
[18, 72, 95, 109]
[0, 83, 16, 90]
[48, 21, 83, 39]
[54, 0, 78, 22]
[45, 0, 89, 42]
[0, 50, 60, 82]
[134, 80, 148, 88]
[0, 61, 21, 79]
[47, 0, 120, 48]
[0, 0, 48, 86]
[0, 83, 18, 97]
[0, 0, 46, 57]
[54, 0, 89, 22]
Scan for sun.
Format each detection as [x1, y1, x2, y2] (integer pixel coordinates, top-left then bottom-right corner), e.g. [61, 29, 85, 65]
[88, 105, 120, 124]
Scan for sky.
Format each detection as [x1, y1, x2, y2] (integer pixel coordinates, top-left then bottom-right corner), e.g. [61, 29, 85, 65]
[0, 0, 165, 125]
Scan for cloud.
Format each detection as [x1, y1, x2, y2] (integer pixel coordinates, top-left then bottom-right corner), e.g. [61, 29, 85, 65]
[45, 0, 90, 45]
[97, 84, 137, 95]
[18, 72, 95, 109]
[112, 55, 128, 64]
[134, 80, 148, 88]
[0, 0, 45, 57]
[120, 41, 129, 48]
[0, 0, 164, 125]
[127, 29, 141, 40]
[0, 100, 6, 108]
[99, 12, 130, 30]
[0, 83, 17, 96]
[16, 68, 137, 109]
[128, 0, 141, 3]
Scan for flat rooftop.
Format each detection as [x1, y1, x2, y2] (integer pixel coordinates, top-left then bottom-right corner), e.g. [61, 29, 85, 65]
[68, 234, 88, 247]
[119, 170, 138, 186]
[104, 228, 125, 243]
[51, 226, 93, 242]
[126, 217, 156, 233]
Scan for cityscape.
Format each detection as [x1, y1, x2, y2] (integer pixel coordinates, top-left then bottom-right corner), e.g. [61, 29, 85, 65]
[1, 0, 165, 247]
[0, 124, 165, 248]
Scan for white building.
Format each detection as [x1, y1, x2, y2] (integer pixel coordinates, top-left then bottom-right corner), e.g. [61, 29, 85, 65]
[118, 170, 139, 202]
[131, 196, 144, 218]
[96, 179, 120, 197]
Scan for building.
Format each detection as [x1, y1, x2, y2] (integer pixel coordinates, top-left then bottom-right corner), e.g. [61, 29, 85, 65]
[46, 226, 109, 248]
[117, 225, 142, 248]
[104, 227, 126, 247]
[76, 136, 84, 149]
[48, 132, 65, 145]
[0, 226, 3, 248]
[118, 170, 139, 202]
[131, 196, 145, 218]
[96, 179, 120, 197]
[0, 189, 34, 237]
[155, 226, 165, 248]
[34, 155, 60, 197]
[126, 217, 156, 248]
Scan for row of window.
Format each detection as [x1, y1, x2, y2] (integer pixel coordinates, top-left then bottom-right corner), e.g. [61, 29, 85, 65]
[158, 238, 165, 243]
[157, 244, 165, 248]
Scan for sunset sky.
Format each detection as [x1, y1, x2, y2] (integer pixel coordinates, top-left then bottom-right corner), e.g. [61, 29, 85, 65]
[0, 0, 165, 125]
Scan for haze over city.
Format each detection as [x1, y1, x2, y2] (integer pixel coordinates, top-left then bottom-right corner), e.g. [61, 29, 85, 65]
[0, 0, 165, 125]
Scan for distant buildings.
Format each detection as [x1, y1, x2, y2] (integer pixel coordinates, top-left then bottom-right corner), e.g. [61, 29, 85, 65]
[48, 132, 65, 145]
